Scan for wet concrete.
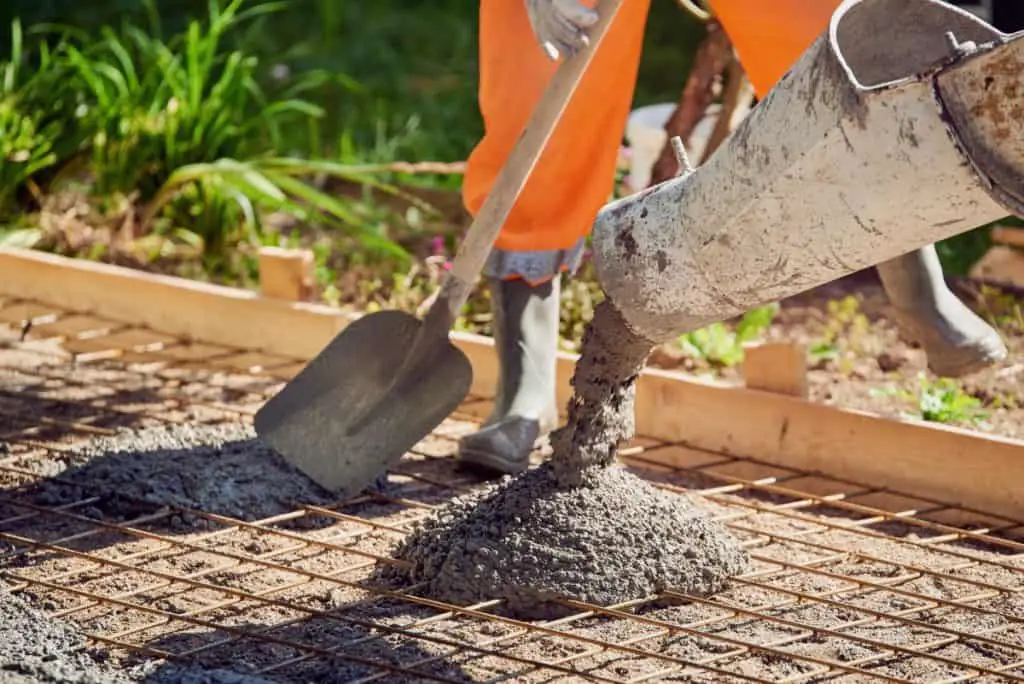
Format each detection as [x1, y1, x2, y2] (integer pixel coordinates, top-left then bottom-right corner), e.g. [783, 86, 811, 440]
[0, 585, 281, 683]
[550, 302, 656, 487]
[383, 463, 749, 620]
[33, 424, 334, 525]
[139, 664, 279, 684]
[0, 586, 131, 683]
[387, 300, 749, 618]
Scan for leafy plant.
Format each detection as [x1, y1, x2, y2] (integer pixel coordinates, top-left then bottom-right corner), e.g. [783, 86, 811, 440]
[677, 303, 780, 368]
[809, 295, 879, 372]
[55, 0, 323, 198]
[1, 1, 432, 271]
[146, 157, 416, 261]
[0, 19, 63, 217]
[871, 373, 988, 425]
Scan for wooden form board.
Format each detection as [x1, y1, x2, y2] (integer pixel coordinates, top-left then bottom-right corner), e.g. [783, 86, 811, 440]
[2, 245, 1023, 521]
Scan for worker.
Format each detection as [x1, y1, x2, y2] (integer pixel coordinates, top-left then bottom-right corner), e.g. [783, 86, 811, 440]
[456, 0, 1008, 476]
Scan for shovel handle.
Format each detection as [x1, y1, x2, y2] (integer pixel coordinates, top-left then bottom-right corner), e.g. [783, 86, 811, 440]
[427, 0, 626, 329]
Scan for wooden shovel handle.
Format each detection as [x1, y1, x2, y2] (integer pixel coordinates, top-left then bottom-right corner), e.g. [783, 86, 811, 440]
[428, 0, 626, 328]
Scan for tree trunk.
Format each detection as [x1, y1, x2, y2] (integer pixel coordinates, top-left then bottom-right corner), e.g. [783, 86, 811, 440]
[647, 21, 733, 186]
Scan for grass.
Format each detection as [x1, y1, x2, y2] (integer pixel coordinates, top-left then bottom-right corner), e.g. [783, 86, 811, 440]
[0, 1, 444, 280]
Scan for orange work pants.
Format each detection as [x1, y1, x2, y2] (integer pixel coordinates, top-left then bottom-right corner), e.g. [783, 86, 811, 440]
[462, 0, 842, 284]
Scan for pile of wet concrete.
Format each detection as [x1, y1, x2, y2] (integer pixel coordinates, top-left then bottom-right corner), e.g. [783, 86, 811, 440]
[31, 423, 336, 527]
[380, 462, 748, 619]
[382, 302, 749, 618]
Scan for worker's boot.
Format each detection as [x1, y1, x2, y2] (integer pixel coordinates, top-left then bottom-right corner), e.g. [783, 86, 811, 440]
[457, 277, 560, 476]
[877, 246, 1006, 378]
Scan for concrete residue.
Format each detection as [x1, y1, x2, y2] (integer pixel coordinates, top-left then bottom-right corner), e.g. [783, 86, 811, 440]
[0, 585, 131, 683]
[138, 665, 279, 684]
[550, 301, 656, 487]
[0, 585, 281, 683]
[32, 424, 334, 525]
[383, 463, 749, 620]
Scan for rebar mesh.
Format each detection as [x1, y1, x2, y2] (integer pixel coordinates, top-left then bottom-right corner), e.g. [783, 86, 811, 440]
[1, 295, 1022, 683]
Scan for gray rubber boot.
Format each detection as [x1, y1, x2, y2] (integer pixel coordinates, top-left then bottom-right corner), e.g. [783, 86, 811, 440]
[877, 245, 1007, 378]
[457, 277, 561, 476]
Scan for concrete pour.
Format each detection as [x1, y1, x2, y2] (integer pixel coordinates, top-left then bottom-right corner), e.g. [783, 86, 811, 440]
[32, 424, 334, 525]
[386, 301, 749, 620]
[550, 302, 657, 486]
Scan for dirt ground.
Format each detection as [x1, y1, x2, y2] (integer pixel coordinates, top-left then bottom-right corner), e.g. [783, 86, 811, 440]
[648, 271, 1024, 441]
[1, 291, 1023, 683]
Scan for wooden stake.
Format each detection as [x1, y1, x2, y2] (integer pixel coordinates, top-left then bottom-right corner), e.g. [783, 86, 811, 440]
[698, 58, 755, 165]
[741, 341, 809, 399]
[990, 225, 1024, 249]
[970, 245, 1024, 288]
[258, 247, 315, 302]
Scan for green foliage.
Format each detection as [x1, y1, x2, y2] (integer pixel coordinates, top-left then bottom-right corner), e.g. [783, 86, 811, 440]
[0, 0, 431, 267]
[678, 303, 780, 368]
[809, 295, 879, 372]
[149, 158, 418, 261]
[57, 0, 327, 198]
[872, 373, 987, 425]
[0, 19, 61, 217]
[975, 283, 1024, 336]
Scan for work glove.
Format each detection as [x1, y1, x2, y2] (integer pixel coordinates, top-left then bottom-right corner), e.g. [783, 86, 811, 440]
[524, 0, 600, 61]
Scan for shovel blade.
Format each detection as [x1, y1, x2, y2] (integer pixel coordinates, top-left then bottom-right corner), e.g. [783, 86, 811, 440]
[254, 310, 473, 496]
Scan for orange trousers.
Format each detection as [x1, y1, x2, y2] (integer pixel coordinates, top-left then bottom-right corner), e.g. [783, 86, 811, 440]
[463, 0, 842, 283]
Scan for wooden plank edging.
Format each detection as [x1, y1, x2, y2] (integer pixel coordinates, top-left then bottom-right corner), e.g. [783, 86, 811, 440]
[1, 246, 1022, 521]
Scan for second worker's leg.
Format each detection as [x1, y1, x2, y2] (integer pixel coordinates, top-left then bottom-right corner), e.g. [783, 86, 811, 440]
[877, 246, 1006, 378]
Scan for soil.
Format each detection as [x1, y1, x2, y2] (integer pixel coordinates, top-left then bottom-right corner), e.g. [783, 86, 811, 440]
[647, 271, 1024, 440]
[381, 463, 748, 620]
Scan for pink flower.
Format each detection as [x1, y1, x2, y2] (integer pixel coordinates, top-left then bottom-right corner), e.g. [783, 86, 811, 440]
[442, 259, 452, 271]
[431, 236, 445, 256]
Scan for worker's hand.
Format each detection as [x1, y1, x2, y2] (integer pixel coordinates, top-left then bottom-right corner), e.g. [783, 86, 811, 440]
[524, 0, 599, 61]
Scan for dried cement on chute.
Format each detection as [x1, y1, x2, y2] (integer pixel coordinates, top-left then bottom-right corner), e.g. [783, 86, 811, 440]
[384, 302, 749, 619]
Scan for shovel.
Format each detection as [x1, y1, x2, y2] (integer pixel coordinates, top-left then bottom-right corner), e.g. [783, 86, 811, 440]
[254, 0, 625, 495]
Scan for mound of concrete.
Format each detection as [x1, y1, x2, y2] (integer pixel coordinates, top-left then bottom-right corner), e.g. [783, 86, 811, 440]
[384, 463, 748, 620]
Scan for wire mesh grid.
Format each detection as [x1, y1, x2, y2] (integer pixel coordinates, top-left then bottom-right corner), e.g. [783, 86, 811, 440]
[1, 294, 1023, 683]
